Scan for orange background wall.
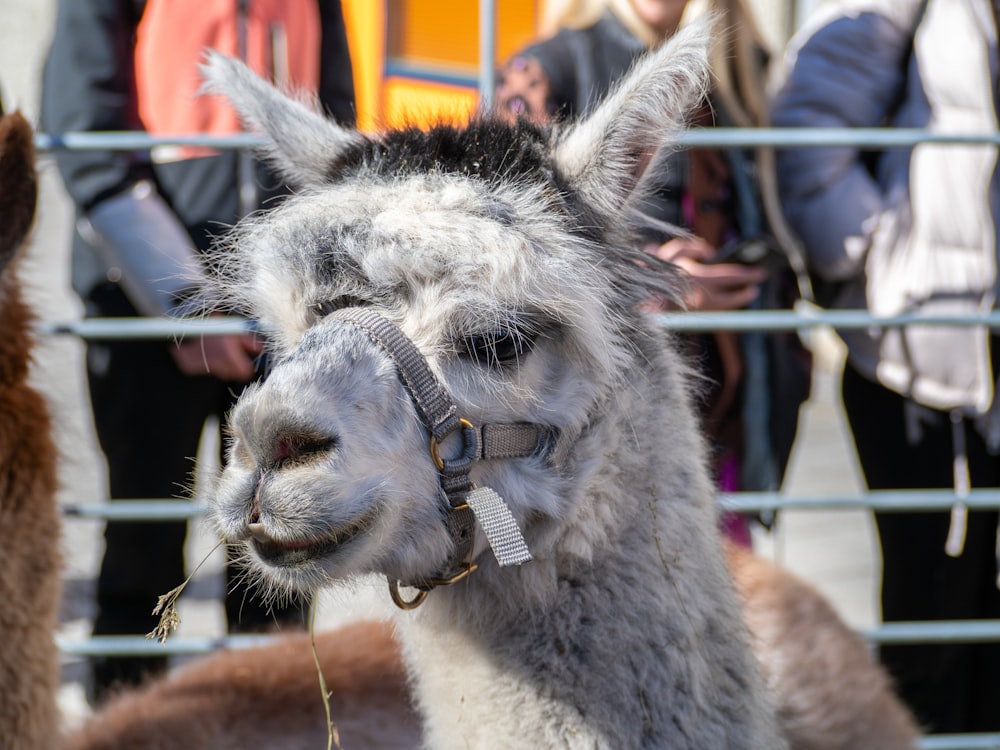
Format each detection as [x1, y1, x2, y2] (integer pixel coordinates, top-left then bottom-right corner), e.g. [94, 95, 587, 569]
[341, 0, 542, 132]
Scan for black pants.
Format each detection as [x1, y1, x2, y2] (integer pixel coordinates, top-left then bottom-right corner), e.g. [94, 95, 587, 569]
[85, 284, 307, 697]
[842, 364, 1000, 733]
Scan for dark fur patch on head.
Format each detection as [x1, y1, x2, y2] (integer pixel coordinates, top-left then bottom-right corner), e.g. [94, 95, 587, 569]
[333, 116, 552, 187]
[327, 115, 608, 243]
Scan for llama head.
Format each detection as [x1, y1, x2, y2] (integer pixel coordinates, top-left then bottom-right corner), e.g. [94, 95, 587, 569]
[204, 23, 710, 606]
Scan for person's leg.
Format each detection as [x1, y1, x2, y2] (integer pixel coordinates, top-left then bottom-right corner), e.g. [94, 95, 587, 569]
[86, 287, 220, 701]
[962, 507, 1000, 733]
[842, 364, 1000, 732]
[962, 419, 1000, 732]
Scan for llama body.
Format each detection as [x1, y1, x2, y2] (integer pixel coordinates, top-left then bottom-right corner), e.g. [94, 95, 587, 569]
[727, 545, 921, 749]
[0, 111, 62, 750]
[203, 23, 785, 748]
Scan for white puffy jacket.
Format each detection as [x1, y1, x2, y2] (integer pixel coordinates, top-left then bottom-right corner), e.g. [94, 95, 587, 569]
[773, 0, 1000, 416]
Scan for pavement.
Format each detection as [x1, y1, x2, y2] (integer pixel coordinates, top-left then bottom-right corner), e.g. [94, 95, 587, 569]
[2, 0, 881, 733]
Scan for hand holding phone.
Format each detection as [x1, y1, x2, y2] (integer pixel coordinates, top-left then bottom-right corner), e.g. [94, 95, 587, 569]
[710, 236, 787, 274]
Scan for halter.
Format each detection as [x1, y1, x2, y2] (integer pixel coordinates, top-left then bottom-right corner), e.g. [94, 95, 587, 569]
[331, 308, 552, 609]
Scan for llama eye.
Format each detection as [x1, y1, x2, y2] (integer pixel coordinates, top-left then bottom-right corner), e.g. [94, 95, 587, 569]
[462, 328, 534, 367]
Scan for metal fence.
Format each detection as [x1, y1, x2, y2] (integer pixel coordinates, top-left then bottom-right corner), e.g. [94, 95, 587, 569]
[38, 127, 1000, 750]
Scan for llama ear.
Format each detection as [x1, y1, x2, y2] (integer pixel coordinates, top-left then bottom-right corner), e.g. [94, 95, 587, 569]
[199, 50, 365, 188]
[0, 112, 37, 274]
[551, 18, 711, 220]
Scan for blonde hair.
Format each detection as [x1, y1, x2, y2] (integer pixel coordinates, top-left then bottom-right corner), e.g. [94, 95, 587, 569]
[703, 0, 813, 298]
[540, 0, 770, 125]
[539, 0, 679, 46]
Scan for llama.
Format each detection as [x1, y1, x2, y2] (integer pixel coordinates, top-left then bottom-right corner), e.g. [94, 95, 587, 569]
[725, 545, 921, 749]
[0, 110, 62, 750]
[125, 17, 923, 748]
[200, 20, 784, 748]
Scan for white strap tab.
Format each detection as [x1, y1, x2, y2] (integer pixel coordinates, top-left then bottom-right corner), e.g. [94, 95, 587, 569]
[946, 409, 970, 558]
[466, 486, 532, 567]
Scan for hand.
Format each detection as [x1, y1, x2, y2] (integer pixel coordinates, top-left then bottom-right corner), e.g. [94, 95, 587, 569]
[170, 333, 264, 383]
[648, 237, 767, 311]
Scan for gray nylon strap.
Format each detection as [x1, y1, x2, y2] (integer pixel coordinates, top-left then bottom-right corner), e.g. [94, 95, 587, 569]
[333, 308, 547, 460]
[333, 307, 460, 441]
[481, 423, 543, 460]
[330, 307, 536, 582]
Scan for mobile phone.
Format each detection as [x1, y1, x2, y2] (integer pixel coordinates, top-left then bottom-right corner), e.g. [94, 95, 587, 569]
[711, 237, 787, 273]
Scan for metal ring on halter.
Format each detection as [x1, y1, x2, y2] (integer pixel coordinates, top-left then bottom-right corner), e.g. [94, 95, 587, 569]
[387, 578, 430, 610]
[429, 417, 476, 472]
[386, 561, 479, 610]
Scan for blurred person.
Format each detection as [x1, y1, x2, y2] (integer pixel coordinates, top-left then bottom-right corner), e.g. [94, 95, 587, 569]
[772, 0, 1000, 733]
[496, 0, 812, 545]
[41, 0, 355, 702]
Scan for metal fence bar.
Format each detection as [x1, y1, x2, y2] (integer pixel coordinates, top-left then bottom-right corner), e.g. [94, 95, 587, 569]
[57, 489, 1000, 522]
[720, 489, 1000, 513]
[36, 132, 265, 152]
[35, 309, 1000, 340]
[920, 735, 1000, 750]
[41, 316, 257, 339]
[56, 621, 1000, 653]
[654, 309, 1000, 332]
[678, 127, 1000, 148]
[477, 0, 496, 106]
[57, 634, 279, 657]
[33, 127, 1000, 152]
[865, 621, 1000, 646]
[62, 500, 208, 521]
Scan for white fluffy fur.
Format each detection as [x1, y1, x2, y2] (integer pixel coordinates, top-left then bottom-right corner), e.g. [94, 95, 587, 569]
[205, 21, 786, 748]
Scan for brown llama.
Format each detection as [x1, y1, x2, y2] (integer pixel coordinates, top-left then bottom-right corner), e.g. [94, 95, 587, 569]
[726, 544, 922, 749]
[65, 619, 421, 750]
[0, 110, 62, 750]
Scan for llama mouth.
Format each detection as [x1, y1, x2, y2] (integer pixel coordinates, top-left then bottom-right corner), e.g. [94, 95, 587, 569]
[248, 514, 374, 566]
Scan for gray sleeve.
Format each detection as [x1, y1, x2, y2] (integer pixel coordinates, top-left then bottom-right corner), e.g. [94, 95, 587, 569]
[40, 0, 151, 211]
[79, 182, 210, 317]
[42, 0, 212, 316]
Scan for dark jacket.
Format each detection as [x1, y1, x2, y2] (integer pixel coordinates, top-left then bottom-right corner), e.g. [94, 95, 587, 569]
[41, 0, 355, 302]
[521, 11, 645, 121]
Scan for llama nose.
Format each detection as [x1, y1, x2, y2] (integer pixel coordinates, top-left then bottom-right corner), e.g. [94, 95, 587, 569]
[247, 469, 265, 526]
[268, 432, 338, 467]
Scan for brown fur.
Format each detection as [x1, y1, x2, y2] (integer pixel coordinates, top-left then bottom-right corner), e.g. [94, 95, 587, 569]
[0, 112, 37, 276]
[69, 551, 920, 750]
[0, 112, 62, 750]
[726, 542, 922, 749]
[65, 620, 420, 750]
